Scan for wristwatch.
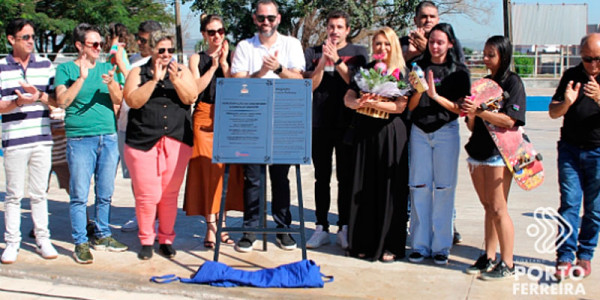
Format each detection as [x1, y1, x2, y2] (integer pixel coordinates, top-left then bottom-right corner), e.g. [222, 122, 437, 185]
[274, 64, 283, 75]
[334, 58, 343, 66]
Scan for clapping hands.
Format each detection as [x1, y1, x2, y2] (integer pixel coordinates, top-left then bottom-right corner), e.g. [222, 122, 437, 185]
[102, 65, 117, 85]
[168, 61, 183, 83]
[262, 50, 280, 72]
[79, 53, 92, 80]
[14, 81, 42, 106]
[584, 76, 600, 102]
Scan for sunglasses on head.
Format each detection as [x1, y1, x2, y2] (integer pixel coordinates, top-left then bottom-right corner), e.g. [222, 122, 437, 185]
[582, 56, 600, 63]
[206, 28, 225, 36]
[84, 41, 104, 49]
[256, 15, 277, 23]
[157, 48, 175, 54]
[16, 34, 35, 41]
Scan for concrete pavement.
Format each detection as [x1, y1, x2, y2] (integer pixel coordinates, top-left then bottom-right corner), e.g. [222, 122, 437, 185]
[1, 108, 599, 298]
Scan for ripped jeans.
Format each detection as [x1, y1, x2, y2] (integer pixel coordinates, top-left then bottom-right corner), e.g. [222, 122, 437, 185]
[409, 120, 460, 257]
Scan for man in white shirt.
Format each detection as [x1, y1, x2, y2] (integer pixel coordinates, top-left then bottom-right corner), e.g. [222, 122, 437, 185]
[230, 0, 305, 252]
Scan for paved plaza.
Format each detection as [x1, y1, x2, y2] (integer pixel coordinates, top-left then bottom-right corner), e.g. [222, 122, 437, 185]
[1, 92, 599, 298]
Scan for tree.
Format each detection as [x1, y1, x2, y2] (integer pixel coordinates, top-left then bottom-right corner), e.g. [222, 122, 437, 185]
[184, 0, 493, 49]
[0, 0, 28, 53]
[1, 0, 174, 60]
[463, 47, 474, 55]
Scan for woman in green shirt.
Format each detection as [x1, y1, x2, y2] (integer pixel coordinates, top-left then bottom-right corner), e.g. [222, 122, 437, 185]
[55, 23, 127, 264]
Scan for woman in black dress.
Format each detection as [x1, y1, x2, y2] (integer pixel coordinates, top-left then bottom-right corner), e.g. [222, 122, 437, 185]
[343, 27, 409, 262]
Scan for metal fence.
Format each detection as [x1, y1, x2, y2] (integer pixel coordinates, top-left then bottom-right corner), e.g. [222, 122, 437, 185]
[1, 52, 581, 79]
[0, 52, 189, 67]
[465, 53, 582, 79]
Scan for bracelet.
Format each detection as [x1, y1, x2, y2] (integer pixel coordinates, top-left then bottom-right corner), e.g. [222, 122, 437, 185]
[334, 58, 343, 66]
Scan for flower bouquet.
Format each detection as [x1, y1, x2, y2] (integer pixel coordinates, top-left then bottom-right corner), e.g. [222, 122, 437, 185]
[353, 54, 411, 119]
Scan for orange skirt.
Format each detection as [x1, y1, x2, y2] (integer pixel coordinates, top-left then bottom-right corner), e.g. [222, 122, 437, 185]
[183, 102, 244, 217]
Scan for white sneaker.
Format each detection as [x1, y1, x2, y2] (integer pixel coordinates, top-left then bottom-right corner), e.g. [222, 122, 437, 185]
[306, 225, 330, 249]
[336, 225, 349, 249]
[1, 243, 20, 264]
[36, 239, 58, 259]
[121, 216, 138, 232]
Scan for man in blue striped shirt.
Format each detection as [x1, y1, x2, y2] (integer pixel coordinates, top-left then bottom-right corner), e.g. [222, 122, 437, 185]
[0, 18, 58, 264]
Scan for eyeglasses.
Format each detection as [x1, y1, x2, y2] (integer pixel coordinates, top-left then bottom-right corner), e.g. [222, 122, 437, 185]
[84, 41, 104, 49]
[157, 48, 175, 54]
[16, 34, 35, 41]
[256, 15, 277, 23]
[137, 36, 148, 45]
[206, 28, 225, 36]
[582, 56, 600, 63]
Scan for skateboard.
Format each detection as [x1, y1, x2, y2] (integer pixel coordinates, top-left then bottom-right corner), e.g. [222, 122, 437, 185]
[468, 78, 544, 191]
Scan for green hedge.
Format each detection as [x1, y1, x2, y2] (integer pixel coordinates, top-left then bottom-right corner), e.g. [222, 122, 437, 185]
[514, 52, 534, 77]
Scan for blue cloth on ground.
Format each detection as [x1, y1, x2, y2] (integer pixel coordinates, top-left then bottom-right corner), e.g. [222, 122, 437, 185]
[151, 259, 333, 288]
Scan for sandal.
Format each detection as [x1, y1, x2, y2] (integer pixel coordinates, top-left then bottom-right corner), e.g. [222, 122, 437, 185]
[220, 233, 235, 245]
[380, 251, 396, 263]
[204, 220, 217, 249]
[203, 240, 215, 249]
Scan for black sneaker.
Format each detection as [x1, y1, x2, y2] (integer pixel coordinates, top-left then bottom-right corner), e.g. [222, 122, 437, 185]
[276, 233, 297, 250]
[159, 244, 176, 259]
[86, 221, 95, 238]
[408, 252, 425, 263]
[480, 260, 515, 281]
[466, 254, 496, 275]
[138, 245, 153, 260]
[433, 254, 448, 265]
[235, 233, 257, 253]
[453, 227, 462, 245]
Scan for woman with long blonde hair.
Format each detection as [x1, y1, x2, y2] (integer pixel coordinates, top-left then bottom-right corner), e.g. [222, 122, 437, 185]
[343, 26, 410, 262]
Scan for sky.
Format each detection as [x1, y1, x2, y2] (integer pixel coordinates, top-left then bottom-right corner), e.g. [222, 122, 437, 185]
[444, 0, 600, 50]
[181, 0, 600, 51]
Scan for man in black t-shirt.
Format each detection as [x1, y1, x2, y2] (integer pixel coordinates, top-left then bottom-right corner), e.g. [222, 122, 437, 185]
[549, 33, 600, 280]
[400, 1, 464, 64]
[304, 10, 367, 249]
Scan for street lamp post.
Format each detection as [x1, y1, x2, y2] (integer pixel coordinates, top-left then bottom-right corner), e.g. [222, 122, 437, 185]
[503, 0, 512, 40]
[174, 0, 184, 62]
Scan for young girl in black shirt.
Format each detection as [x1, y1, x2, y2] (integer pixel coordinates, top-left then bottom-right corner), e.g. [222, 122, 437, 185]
[462, 35, 526, 280]
[407, 23, 470, 266]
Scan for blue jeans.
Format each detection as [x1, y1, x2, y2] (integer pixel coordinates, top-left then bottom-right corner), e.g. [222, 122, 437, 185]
[67, 133, 119, 245]
[556, 141, 600, 263]
[409, 120, 460, 256]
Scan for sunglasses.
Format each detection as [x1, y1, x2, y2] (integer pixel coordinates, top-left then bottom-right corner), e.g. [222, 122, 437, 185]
[582, 56, 600, 63]
[138, 36, 148, 45]
[84, 41, 104, 49]
[206, 28, 225, 36]
[16, 34, 35, 41]
[157, 48, 175, 54]
[256, 15, 277, 23]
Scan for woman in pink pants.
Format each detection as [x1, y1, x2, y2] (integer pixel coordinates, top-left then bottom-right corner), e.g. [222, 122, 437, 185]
[123, 31, 197, 260]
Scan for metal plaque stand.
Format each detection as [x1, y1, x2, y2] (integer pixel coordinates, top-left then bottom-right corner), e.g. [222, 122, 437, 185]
[213, 164, 307, 261]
